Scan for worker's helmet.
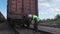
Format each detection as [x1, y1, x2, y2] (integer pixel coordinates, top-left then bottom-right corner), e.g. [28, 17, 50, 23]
[28, 14, 32, 18]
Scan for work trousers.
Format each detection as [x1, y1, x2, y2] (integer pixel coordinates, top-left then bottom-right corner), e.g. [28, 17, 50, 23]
[34, 20, 38, 32]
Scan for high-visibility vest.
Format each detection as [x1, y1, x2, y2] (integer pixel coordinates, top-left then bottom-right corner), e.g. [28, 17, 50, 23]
[32, 15, 40, 22]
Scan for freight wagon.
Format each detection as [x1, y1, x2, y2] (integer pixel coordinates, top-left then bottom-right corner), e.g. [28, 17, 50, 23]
[0, 12, 6, 23]
[7, 0, 38, 27]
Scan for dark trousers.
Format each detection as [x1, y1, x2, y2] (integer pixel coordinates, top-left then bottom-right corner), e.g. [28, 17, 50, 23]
[34, 20, 38, 32]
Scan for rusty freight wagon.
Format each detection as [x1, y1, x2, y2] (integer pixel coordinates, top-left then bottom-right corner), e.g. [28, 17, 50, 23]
[0, 12, 6, 23]
[7, 0, 38, 27]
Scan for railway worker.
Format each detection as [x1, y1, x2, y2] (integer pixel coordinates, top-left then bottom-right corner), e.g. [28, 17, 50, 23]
[28, 14, 32, 20]
[32, 15, 39, 33]
[27, 14, 33, 27]
[28, 14, 39, 32]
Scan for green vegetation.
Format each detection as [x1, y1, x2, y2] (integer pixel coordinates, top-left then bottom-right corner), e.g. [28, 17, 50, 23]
[39, 14, 60, 27]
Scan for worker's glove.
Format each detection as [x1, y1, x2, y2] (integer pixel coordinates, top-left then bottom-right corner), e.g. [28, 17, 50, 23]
[31, 20, 35, 24]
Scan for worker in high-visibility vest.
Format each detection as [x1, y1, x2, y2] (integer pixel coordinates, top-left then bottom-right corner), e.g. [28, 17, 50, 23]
[28, 14, 39, 32]
[32, 15, 39, 32]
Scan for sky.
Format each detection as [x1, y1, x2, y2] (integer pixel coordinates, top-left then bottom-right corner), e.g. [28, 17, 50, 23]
[38, 0, 60, 19]
[0, 0, 7, 18]
[0, 0, 60, 19]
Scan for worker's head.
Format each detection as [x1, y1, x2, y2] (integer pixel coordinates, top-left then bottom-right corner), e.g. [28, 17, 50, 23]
[28, 14, 32, 18]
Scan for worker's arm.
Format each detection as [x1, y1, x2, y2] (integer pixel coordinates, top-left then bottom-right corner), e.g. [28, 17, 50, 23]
[37, 17, 40, 23]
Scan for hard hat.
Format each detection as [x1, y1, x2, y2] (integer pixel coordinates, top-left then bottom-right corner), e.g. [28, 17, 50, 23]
[28, 14, 32, 18]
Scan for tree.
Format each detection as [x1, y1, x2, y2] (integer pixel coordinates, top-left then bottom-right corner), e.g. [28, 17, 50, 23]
[55, 14, 60, 19]
[54, 14, 60, 21]
[54, 14, 60, 27]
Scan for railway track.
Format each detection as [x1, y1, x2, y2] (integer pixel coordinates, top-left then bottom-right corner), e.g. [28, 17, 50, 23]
[0, 22, 53, 34]
[0, 20, 53, 34]
[15, 26, 53, 34]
